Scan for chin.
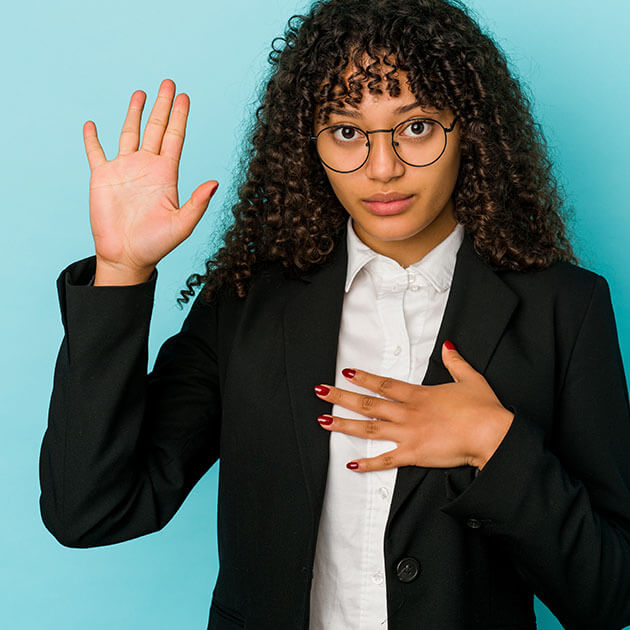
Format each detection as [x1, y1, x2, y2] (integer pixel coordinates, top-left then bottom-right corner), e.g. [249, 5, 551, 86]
[357, 214, 426, 240]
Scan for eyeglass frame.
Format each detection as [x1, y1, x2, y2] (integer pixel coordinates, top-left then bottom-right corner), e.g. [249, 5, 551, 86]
[308, 116, 458, 174]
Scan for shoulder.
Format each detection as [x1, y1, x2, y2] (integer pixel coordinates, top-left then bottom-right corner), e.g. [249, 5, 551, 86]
[493, 259, 619, 354]
[190, 260, 302, 327]
[497, 258, 606, 312]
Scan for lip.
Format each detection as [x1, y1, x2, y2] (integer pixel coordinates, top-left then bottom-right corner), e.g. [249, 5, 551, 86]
[362, 194, 415, 215]
[363, 191, 412, 202]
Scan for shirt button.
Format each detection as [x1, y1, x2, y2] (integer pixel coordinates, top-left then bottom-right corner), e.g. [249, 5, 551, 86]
[466, 518, 482, 529]
[393, 346, 401, 356]
[410, 285, 419, 292]
[378, 486, 389, 499]
[372, 572, 384, 585]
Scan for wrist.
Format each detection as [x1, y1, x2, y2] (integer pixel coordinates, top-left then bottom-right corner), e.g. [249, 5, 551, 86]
[472, 407, 515, 471]
[94, 259, 155, 286]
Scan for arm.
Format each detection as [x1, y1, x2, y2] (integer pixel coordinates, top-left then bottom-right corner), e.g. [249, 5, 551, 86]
[440, 274, 630, 630]
[39, 255, 221, 548]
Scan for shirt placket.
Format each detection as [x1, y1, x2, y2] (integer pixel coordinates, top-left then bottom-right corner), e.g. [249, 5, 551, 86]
[361, 268, 412, 628]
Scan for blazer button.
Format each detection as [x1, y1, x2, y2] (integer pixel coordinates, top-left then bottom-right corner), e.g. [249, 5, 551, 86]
[395, 557, 420, 583]
[466, 518, 482, 529]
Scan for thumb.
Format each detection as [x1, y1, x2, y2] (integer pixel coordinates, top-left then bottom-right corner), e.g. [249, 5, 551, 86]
[177, 180, 219, 233]
[441, 339, 475, 383]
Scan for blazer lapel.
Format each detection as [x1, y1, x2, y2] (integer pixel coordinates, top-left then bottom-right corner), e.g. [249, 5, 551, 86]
[283, 225, 519, 533]
[387, 230, 519, 526]
[283, 232, 348, 530]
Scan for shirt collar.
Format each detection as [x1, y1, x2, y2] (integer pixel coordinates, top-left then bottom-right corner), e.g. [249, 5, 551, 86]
[344, 215, 465, 293]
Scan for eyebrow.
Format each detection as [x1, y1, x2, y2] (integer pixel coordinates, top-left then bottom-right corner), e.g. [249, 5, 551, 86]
[327, 100, 428, 119]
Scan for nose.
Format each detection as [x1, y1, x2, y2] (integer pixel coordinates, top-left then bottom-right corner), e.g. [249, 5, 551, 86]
[363, 130, 405, 180]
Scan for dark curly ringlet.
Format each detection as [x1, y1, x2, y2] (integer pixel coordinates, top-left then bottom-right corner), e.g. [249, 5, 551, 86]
[177, 0, 578, 309]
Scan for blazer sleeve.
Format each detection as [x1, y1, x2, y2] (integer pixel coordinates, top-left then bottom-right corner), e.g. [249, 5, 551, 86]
[39, 255, 221, 548]
[440, 274, 630, 630]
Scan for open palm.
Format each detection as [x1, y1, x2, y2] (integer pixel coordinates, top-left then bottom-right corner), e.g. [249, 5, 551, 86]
[84, 79, 218, 275]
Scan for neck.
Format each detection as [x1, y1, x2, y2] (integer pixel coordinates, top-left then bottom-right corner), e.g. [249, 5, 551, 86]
[352, 200, 458, 268]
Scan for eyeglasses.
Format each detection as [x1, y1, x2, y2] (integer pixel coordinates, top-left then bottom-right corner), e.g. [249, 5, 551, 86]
[308, 116, 458, 173]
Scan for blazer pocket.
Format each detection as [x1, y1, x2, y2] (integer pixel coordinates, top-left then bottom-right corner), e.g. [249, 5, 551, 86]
[207, 596, 246, 629]
[444, 464, 478, 500]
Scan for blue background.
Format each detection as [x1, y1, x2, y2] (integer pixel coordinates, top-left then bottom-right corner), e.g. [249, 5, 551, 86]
[2, 0, 629, 627]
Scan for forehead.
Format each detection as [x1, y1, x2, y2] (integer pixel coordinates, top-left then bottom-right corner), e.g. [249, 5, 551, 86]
[314, 83, 441, 125]
[313, 53, 442, 124]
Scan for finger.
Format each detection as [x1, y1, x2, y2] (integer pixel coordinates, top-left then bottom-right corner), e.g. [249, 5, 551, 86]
[173, 180, 219, 237]
[316, 414, 403, 441]
[314, 383, 400, 421]
[83, 121, 107, 170]
[140, 78, 176, 154]
[160, 92, 189, 165]
[118, 90, 147, 156]
[346, 448, 410, 472]
[441, 339, 482, 383]
[341, 367, 419, 402]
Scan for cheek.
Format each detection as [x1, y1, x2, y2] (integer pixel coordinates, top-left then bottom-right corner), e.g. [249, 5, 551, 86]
[407, 161, 460, 214]
[426, 149, 461, 198]
[415, 160, 459, 196]
[325, 172, 355, 204]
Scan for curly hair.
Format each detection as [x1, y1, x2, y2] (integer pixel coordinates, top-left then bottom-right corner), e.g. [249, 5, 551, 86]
[176, 0, 578, 308]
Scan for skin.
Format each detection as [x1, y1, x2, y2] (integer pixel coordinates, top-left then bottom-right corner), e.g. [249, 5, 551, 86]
[83, 78, 219, 286]
[312, 70, 461, 268]
[312, 66, 514, 472]
[315, 343, 515, 472]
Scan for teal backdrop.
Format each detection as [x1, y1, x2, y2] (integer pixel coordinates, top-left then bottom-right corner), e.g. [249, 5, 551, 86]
[1, 0, 628, 627]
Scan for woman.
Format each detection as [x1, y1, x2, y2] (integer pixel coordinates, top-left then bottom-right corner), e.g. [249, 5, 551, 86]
[39, 0, 630, 628]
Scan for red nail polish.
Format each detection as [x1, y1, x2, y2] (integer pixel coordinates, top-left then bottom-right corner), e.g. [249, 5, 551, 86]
[317, 415, 333, 425]
[444, 339, 455, 350]
[314, 385, 330, 396]
[342, 368, 356, 379]
[347, 461, 359, 470]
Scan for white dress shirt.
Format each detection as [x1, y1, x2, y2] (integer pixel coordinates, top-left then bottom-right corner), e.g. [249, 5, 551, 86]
[309, 216, 465, 629]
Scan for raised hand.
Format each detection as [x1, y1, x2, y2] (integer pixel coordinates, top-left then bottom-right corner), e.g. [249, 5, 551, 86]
[83, 78, 219, 284]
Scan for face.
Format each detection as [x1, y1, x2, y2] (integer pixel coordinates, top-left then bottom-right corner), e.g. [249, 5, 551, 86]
[313, 67, 461, 268]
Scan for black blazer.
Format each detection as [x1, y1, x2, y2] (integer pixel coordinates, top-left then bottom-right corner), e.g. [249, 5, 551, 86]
[39, 226, 630, 630]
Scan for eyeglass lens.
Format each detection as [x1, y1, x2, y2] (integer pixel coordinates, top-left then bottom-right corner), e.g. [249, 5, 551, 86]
[315, 119, 447, 172]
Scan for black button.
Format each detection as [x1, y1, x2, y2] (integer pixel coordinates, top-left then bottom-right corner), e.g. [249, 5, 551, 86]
[466, 518, 482, 529]
[395, 557, 420, 583]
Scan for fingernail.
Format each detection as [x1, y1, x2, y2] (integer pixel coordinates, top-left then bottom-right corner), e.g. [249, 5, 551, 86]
[346, 461, 359, 470]
[314, 385, 330, 396]
[342, 368, 356, 379]
[317, 415, 333, 425]
[444, 339, 455, 350]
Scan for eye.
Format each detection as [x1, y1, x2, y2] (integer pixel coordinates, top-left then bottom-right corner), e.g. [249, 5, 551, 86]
[399, 119, 435, 139]
[330, 125, 364, 142]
